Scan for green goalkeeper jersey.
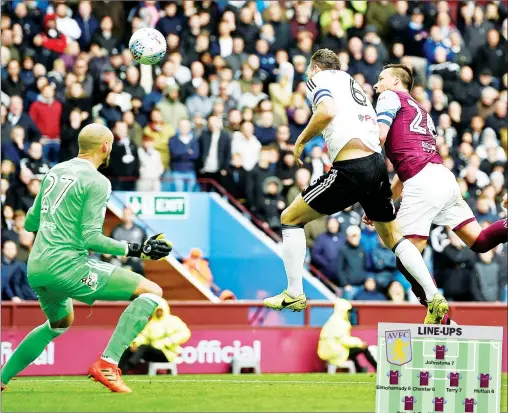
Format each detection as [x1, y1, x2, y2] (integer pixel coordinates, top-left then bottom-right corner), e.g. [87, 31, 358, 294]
[26, 158, 128, 283]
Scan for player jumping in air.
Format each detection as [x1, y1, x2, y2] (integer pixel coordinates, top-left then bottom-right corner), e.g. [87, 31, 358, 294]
[0, 124, 172, 393]
[263, 49, 447, 324]
[367, 64, 508, 322]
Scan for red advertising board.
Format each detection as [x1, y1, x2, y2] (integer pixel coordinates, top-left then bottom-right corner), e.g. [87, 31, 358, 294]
[2, 327, 506, 376]
[1, 327, 379, 376]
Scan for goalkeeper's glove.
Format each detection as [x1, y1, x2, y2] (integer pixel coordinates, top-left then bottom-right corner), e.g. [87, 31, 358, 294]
[127, 233, 173, 260]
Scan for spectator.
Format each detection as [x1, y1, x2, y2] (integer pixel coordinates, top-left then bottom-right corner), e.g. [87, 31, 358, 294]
[99, 92, 122, 129]
[54, 3, 82, 41]
[388, 0, 410, 43]
[486, 99, 507, 137]
[337, 225, 369, 297]
[3, 60, 24, 97]
[438, 231, 477, 301]
[169, 119, 199, 192]
[143, 108, 174, 173]
[365, 0, 396, 41]
[476, 29, 505, 79]
[353, 277, 387, 301]
[239, 77, 269, 111]
[276, 151, 298, 196]
[156, 84, 189, 131]
[7, 96, 40, 143]
[236, 6, 260, 54]
[311, 217, 345, 283]
[258, 176, 285, 232]
[475, 195, 499, 224]
[183, 248, 214, 289]
[222, 153, 248, 201]
[1, 240, 37, 301]
[264, 4, 291, 51]
[287, 167, 311, 205]
[60, 109, 84, 162]
[119, 301, 190, 374]
[136, 135, 164, 193]
[155, 2, 184, 38]
[180, 61, 205, 103]
[185, 80, 213, 119]
[2, 126, 28, 166]
[20, 142, 50, 180]
[363, 25, 389, 65]
[231, 121, 261, 172]
[74, 0, 99, 51]
[107, 121, 139, 191]
[34, 13, 67, 69]
[290, 1, 318, 42]
[464, 6, 494, 61]
[225, 37, 248, 75]
[387, 280, 407, 303]
[473, 250, 503, 302]
[16, 229, 34, 263]
[318, 299, 377, 372]
[332, 206, 362, 235]
[29, 84, 62, 164]
[370, 235, 399, 289]
[111, 207, 147, 246]
[198, 115, 231, 182]
[92, 16, 119, 55]
[449, 31, 472, 67]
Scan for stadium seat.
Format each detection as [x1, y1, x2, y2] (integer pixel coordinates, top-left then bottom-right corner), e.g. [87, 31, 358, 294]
[147, 362, 178, 376]
[327, 361, 356, 374]
[231, 354, 261, 375]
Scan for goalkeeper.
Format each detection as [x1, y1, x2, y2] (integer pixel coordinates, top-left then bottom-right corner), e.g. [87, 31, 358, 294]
[0, 124, 172, 393]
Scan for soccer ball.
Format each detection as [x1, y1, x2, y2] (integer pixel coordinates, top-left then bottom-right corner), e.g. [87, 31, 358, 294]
[129, 28, 166, 65]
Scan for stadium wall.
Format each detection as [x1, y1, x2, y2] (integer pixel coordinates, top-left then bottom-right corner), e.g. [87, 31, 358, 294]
[109, 191, 336, 325]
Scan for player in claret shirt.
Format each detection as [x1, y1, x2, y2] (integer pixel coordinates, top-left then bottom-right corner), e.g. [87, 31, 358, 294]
[264, 50, 440, 318]
[448, 371, 462, 387]
[463, 398, 477, 412]
[401, 395, 416, 410]
[432, 397, 446, 412]
[434, 344, 448, 360]
[387, 369, 402, 384]
[366, 64, 508, 324]
[417, 370, 432, 386]
[478, 373, 492, 388]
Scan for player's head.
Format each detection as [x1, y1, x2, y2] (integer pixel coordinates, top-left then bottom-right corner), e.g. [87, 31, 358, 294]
[77, 123, 114, 168]
[306, 48, 341, 79]
[374, 64, 414, 94]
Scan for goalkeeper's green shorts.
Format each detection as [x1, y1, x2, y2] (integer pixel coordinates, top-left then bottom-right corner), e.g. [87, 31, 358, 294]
[30, 260, 143, 322]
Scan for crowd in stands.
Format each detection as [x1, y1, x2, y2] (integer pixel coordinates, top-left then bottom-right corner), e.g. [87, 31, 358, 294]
[1, 1, 506, 303]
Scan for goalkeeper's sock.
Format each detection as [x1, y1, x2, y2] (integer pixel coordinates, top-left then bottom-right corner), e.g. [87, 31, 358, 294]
[282, 224, 306, 297]
[101, 293, 161, 364]
[1, 321, 67, 384]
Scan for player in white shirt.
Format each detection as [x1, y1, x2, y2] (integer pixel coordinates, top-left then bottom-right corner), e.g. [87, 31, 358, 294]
[263, 50, 448, 324]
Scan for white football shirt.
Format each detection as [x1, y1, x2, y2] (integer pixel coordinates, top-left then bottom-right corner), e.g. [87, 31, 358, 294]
[305, 70, 381, 161]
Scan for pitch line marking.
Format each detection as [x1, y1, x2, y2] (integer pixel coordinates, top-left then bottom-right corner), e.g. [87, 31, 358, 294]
[16, 378, 374, 385]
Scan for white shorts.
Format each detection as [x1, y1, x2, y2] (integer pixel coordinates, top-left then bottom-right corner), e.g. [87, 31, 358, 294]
[396, 163, 475, 238]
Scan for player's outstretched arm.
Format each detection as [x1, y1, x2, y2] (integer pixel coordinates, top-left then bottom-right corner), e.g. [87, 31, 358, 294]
[126, 233, 173, 260]
[81, 180, 131, 256]
[391, 174, 403, 201]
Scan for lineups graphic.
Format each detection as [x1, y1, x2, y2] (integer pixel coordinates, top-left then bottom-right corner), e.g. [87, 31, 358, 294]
[376, 323, 503, 413]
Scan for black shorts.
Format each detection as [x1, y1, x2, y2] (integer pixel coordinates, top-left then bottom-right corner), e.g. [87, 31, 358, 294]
[301, 152, 396, 222]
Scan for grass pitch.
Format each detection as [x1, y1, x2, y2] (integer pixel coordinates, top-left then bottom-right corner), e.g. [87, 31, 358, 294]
[2, 374, 507, 412]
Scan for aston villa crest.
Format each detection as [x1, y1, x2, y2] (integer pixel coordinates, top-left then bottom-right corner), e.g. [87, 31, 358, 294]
[385, 329, 412, 366]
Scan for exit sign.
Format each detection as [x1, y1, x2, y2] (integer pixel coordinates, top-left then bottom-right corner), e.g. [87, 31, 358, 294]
[128, 195, 188, 219]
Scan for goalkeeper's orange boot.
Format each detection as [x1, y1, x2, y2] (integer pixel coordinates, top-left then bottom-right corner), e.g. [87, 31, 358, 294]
[88, 359, 132, 393]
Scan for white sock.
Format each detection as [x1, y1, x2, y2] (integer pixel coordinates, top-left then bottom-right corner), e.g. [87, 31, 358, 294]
[394, 239, 438, 301]
[100, 356, 118, 366]
[282, 225, 306, 297]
